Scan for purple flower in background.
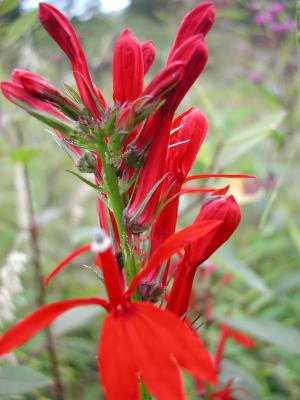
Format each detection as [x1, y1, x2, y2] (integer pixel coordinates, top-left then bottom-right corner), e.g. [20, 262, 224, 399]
[254, 12, 273, 27]
[268, 2, 284, 15]
[252, 1, 294, 36]
[270, 20, 296, 34]
[249, 72, 263, 84]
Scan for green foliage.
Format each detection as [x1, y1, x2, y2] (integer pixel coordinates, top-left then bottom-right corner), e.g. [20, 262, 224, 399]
[0, 365, 51, 395]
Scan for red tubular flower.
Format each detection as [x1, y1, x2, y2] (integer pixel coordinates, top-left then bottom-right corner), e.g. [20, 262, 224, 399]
[12, 69, 78, 115]
[38, 3, 106, 118]
[124, 35, 208, 233]
[141, 61, 186, 101]
[167, 195, 241, 317]
[214, 324, 255, 369]
[166, 34, 208, 113]
[0, 81, 63, 118]
[167, 2, 215, 63]
[140, 40, 156, 74]
[0, 225, 220, 399]
[124, 109, 173, 233]
[113, 29, 144, 103]
[150, 109, 208, 257]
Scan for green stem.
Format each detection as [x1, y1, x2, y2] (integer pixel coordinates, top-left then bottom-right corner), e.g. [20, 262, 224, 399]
[97, 137, 137, 284]
[140, 383, 152, 400]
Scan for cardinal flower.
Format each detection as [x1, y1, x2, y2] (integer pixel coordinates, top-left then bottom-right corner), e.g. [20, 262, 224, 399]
[167, 195, 241, 317]
[122, 3, 215, 233]
[0, 221, 220, 399]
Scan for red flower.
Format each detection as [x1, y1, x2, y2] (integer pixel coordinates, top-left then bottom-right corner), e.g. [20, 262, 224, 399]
[113, 29, 144, 103]
[140, 40, 156, 74]
[124, 33, 209, 233]
[150, 109, 208, 255]
[167, 2, 215, 62]
[11, 68, 78, 116]
[0, 222, 220, 399]
[215, 323, 255, 369]
[39, 2, 106, 118]
[167, 195, 241, 317]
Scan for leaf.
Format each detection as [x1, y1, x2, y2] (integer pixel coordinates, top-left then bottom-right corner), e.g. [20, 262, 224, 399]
[9, 147, 41, 165]
[217, 316, 300, 354]
[0, 365, 51, 395]
[52, 306, 101, 336]
[2, 11, 37, 48]
[216, 246, 271, 295]
[218, 111, 286, 167]
[274, 271, 300, 295]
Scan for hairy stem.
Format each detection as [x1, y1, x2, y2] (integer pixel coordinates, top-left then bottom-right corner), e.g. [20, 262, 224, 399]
[97, 137, 138, 285]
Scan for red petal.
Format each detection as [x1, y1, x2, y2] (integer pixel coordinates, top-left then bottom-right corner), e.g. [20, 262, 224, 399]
[167, 2, 215, 63]
[127, 220, 221, 296]
[39, 3, 106, 115]
[134, 303, 217, 384]
[142, 61, 185, 100]
[0, 298, 109, 356]
[126, 313, 185, 400]
[141, 40, 156, 74]
[45, 244, 91, 285]
[185, 173, 256, 183]
[166, 35, 208, 113]
[180, 187, 218, 194]
[98, 313, 140, 400]
[220, 324, 255, 348]
[113, 29, 144, 103]
[212, 185, 230, 195]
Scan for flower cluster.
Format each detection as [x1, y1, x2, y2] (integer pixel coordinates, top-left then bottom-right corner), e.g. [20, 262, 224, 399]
[0, 2, 255, 399]
[252, 1, 295, 34]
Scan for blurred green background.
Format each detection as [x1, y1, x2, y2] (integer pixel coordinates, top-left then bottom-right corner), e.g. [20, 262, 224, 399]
[0, 0, 299, 399]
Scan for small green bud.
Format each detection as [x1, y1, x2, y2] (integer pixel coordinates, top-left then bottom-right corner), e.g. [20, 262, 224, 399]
[77, 151, 97, 173]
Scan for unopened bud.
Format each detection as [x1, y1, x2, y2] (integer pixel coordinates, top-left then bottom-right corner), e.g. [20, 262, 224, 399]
[138, 281, 164, 302]
[115, 104, 136, 131]
[77, 151, 97, 173]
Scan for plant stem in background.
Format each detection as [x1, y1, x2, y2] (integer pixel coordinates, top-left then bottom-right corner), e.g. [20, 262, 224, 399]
[16, 127, 65, 400]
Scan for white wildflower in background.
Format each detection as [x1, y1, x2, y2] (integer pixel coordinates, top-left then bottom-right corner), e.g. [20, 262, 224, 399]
[0, 252, 27, 326]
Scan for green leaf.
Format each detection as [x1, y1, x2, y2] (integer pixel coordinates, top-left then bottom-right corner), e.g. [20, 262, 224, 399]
[0, 365, 51, 395]
[2, 11, 37, 48]
[9, 147, 41, 164]
[218, 111, 286, 167]
[274, 271, 300, 295]
[216, 246, 271, 295]
[217, 316, 300, 354]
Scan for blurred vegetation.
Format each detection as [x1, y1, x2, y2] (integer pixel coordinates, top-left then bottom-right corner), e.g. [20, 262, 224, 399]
[0, 0, 299, 399]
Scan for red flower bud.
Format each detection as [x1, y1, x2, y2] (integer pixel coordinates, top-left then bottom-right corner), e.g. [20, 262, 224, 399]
[188, 195, 241, 267]
[140, 40, 156, 74]
[113, 29, 144, 103]
[167, 195, 240, 317]
[115, 104, 136, 131]
[167, 2, 215, 63]
[39, 3, 106, 117]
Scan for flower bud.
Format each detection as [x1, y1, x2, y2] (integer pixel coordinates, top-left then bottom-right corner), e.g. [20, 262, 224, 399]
[115, 103, 136, 131]
[187, 195, 241, 268]
[77, 151, 97, 173]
